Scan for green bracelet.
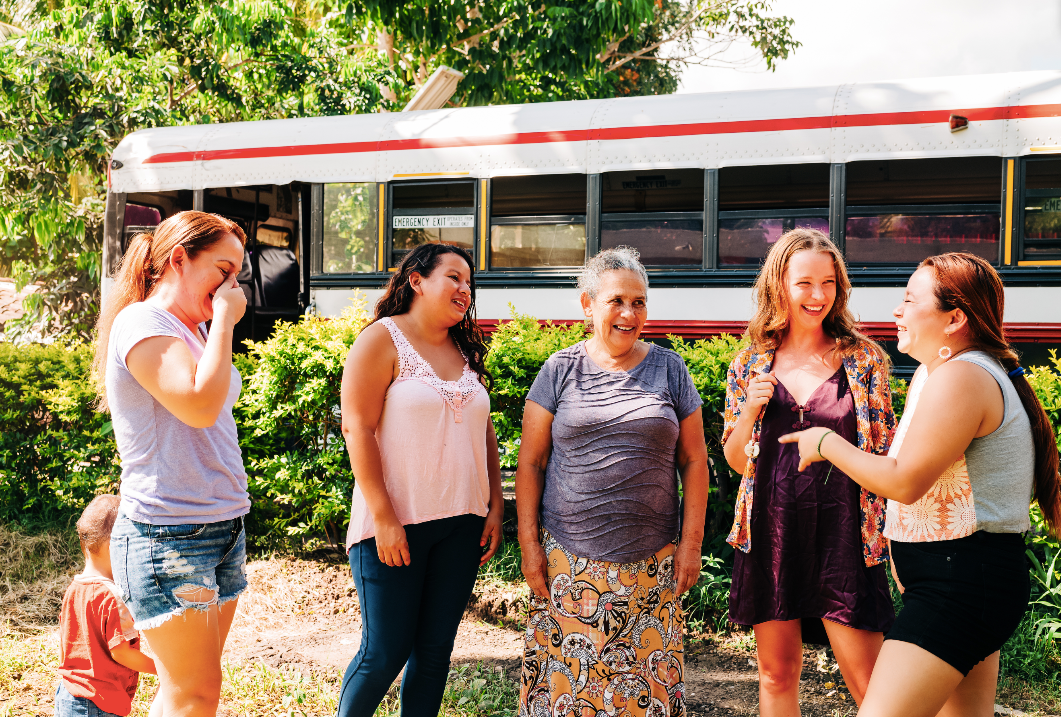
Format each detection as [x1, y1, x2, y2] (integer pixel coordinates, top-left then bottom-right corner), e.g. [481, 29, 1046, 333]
[817, 429, 836, 458]
[818, 429, 836, 485]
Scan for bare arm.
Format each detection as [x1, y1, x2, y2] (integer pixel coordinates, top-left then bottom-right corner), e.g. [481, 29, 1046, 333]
[780, 361, 1002, 504]
[125, 272, 247, 429]
[515, 401, 554, 598]
[479, 420, 504, 565]
[340, 322, 409, 566]
[721, 372, 776, 474]
[674, 408, 709, 595]
[110, 641, 157, 675]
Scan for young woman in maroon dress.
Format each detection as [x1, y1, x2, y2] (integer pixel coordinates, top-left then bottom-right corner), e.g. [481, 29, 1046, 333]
[722, 228, 896, 716]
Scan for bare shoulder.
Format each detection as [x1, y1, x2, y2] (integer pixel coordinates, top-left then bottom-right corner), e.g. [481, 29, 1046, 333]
[345, 321, 397, 371]
[922, 358, 1000, 404]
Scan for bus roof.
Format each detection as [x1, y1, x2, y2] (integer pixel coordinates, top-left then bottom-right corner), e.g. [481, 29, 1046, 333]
[111, 69, 1061, 194]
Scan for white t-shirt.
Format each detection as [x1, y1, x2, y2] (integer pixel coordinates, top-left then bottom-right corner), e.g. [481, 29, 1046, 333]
[107, 302, 248, 524]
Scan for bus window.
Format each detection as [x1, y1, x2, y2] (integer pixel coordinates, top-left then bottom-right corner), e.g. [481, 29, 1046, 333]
[845, 157, 1001, 264]
[718, 164, 830, 266]
[391, 181, 475, 266]
[1022, 157, 1061, 260]
[322, 183, 378, 273]
[601, 170, 703, 266]
[123, 203, 163, 252]
[490, 174, 586, 268]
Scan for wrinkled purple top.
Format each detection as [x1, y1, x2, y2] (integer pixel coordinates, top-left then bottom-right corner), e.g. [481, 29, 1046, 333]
[527, 341, 703, 563]
[728, 368, 894, 633]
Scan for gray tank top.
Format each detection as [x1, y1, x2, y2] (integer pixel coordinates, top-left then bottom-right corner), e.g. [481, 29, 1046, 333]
[954, 351, 1034, 534]
[884, 350, 1033, 541]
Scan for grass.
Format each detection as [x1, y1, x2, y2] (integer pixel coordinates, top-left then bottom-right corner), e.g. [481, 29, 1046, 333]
[374, 664, 520, 717]
[477, 537, 523, 585]
[0, 523, 82, 633]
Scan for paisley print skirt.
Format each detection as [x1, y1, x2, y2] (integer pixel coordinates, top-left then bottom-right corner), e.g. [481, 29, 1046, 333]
[519, 532, 685, 717]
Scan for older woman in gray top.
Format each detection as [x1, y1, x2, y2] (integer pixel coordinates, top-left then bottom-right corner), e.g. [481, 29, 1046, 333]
[515, 247, 709, 717]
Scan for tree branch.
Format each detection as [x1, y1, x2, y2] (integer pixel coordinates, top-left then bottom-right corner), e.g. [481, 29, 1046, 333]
[602, 0, 722, 73]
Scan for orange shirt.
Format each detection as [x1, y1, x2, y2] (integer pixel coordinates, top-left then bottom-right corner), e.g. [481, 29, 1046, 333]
[58, 576, 141, 716]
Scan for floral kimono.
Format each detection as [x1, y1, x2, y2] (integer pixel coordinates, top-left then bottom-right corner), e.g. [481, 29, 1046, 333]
[722, 341, 896, 567]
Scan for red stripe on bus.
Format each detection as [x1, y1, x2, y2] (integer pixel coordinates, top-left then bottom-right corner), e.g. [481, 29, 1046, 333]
[140, 103, 1061, 164]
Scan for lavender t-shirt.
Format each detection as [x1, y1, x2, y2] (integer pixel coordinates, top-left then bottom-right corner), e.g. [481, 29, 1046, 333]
[527, 341, 703, 562]
[107, 302, 248, 525]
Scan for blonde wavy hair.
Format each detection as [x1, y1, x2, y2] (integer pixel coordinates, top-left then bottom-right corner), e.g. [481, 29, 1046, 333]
[747, 227, 883, 361]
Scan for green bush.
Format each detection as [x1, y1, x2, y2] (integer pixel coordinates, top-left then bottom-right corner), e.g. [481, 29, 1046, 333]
[484, 311, 588, 467]
[236, 301, 369, 550]
[0, 342, 118, 528]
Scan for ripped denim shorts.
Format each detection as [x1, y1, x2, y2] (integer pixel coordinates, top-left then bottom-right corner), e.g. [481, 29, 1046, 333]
[110, 510, 248, 631]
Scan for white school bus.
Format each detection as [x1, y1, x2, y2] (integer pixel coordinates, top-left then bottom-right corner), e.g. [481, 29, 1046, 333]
[104, 69, 1061, 369]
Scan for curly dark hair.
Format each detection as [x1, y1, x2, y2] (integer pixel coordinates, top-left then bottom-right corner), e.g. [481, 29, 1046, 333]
[371, 243, 492, 389]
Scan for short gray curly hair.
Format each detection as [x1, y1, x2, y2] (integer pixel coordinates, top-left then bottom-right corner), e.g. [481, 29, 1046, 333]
[577, 246, 649, 299]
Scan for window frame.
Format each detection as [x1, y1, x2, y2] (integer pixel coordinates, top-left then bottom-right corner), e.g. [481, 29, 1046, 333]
[488, 214, 588, 271]
[716, 207, 830, 270]
[1017, 155, 1061, 264]
[842, 202, 1003, 267]
[387, 179, 478, 271]
[600, 210, 707, 269]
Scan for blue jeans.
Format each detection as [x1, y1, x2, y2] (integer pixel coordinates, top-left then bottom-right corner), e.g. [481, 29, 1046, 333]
[337, 513, 484, 717]
[54, 682, 122, 717]
[111, 511, 248, 630]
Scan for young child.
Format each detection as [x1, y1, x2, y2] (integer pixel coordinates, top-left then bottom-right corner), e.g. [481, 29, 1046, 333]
[56, 495, 156, 717]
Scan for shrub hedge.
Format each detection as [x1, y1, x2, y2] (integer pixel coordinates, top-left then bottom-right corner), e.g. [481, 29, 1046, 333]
[0, 342, 118, 529]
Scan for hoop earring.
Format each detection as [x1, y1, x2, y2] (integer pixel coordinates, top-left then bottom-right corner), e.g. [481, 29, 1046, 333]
[938, 345, 952, 360]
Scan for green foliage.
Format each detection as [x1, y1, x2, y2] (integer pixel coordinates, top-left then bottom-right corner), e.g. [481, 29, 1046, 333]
[667, 333, 745, 457]
[889, 374, 909, 421]
[323, 183, 378, 273]
[1000, 610, 1061, 687]
[0, 0, 394, 340]
[477, 537, 523, 585]
[684, 553, 734, 634]
[237, 299, 370, 550]
[347, 0, 799, 105]
[0, 0, 798, 339]
[484, 310, 587, 468]
[0, 341, 118, 527]
[440, 663, 519, 717]
[1027, 349, 1061, 452]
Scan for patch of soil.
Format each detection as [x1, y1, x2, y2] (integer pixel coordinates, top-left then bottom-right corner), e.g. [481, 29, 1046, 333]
[225, 557, 864, 716]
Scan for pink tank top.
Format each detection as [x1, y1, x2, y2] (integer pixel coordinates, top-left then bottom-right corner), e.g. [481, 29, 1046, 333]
[345, 317, 491, 548]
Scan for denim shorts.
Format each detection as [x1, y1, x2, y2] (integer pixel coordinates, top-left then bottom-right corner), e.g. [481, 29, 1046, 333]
[54, 682, 122, 717]
[110, 510, 248, 631]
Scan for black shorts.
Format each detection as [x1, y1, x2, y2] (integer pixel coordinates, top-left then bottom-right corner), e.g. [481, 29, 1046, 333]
[887, 531, 1030, 676]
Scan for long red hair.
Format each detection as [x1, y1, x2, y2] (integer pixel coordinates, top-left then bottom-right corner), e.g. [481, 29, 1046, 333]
[92, 211, 246, 409]
[922, 252, 1061, 534]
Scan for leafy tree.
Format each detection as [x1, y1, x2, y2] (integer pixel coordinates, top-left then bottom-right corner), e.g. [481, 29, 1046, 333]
[338, 0, 799, 104]
[0, 0, 394, 340]
[0, 0, 797, 339]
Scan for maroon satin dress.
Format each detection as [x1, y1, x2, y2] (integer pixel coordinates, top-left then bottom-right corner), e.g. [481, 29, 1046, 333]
[728, 367, 895, 640]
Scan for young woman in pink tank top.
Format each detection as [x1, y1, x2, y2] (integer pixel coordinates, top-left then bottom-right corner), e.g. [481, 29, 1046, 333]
[337, 243, 503, 717]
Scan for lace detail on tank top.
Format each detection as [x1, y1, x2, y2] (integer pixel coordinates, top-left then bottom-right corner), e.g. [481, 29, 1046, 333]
[380, 317, 483, 423]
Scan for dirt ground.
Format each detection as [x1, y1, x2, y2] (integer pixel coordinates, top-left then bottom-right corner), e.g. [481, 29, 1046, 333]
[224, 556, 866, 717]
[4, 552, 1040, 716]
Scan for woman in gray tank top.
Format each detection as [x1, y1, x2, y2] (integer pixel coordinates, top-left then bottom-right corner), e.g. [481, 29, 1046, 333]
[780, 253, 1061, 717]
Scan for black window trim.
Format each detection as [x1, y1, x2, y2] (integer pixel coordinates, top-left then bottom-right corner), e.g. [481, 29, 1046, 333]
[490, 214, 585, 226]
[602, 210, 704, 222]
